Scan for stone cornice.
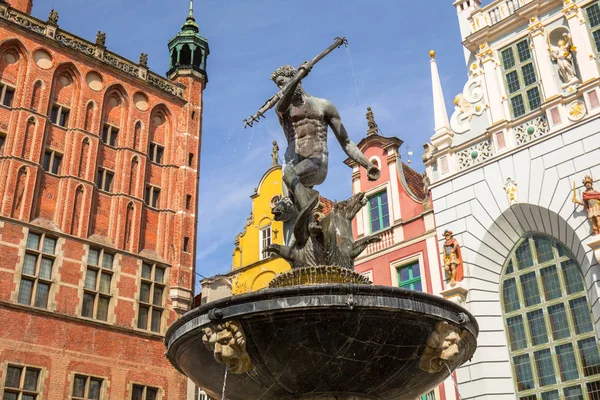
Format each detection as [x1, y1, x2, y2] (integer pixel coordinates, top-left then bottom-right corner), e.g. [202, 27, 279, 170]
[0, 3, 186, 101]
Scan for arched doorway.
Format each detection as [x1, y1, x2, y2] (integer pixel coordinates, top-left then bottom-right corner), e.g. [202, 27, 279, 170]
[502, 234, 600, 399]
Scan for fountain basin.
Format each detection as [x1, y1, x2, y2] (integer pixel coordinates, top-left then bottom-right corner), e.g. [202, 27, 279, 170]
[165, 284, 478, 400]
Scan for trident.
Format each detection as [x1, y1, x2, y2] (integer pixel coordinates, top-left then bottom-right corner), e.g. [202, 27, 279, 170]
[243, 37, 348, 128]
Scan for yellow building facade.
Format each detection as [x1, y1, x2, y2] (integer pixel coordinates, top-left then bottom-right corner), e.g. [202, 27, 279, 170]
[230, 148, 291, 294]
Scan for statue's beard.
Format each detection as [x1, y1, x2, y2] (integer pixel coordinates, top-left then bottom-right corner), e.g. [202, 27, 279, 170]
[293, 85, 303, 99]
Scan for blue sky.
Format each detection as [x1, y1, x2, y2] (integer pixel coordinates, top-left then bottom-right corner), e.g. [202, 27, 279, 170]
[31, 0, 475, 291]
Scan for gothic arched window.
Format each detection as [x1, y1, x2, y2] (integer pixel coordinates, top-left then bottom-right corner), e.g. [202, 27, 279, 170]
[502, 234, 600, 399]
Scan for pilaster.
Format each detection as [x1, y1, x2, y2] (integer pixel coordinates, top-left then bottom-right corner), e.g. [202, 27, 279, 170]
[563, 1, 599, 82]
[477, 43, 505, 124]
[529, 18, 560, 99]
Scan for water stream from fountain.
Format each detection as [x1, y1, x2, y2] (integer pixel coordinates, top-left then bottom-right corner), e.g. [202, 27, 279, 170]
[221, 367, 228, 400]
[444, 364, 463, 400]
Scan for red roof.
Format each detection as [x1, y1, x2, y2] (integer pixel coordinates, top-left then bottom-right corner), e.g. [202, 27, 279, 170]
[402, 163, 426, 200]
[319, 196, 334, 217]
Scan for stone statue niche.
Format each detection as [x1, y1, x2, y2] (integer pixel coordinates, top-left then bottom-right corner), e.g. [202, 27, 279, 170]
[548, 27, 580, 88]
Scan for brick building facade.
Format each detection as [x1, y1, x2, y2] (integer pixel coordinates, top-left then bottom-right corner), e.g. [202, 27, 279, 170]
[0, 0, 208, 399]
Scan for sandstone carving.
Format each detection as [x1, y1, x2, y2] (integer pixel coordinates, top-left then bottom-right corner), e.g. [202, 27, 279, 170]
[202, 321, 251, 374]
[419, 321, 464, 373]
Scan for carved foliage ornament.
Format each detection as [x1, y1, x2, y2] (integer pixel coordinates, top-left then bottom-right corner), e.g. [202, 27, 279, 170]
[202, 320, 252, 374]
[514, 115, 550, 145]
[419, 321, 465, 373]
[457, 140, 493, 170]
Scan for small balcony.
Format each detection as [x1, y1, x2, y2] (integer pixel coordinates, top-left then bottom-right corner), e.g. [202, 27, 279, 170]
[365, 227, 395, 256]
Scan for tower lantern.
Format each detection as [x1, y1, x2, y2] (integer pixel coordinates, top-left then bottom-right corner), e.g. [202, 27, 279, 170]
[167, 0, 210, 82]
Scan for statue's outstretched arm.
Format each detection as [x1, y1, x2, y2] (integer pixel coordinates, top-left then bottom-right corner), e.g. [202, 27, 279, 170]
[276, 64, 311, 113]
[327, 103, 380, 181]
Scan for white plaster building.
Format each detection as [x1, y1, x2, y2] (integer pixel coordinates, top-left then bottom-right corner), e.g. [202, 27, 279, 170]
[425, 0, 600, 399]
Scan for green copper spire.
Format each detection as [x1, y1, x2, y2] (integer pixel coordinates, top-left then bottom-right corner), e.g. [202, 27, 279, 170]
[182, 0, 199, 32]
[167, 0, 209, 81]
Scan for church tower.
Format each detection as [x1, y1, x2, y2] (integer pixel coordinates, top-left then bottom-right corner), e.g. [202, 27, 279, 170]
[165, 0, 209, 313]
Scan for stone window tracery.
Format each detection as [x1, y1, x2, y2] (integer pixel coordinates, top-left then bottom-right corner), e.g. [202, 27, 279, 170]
[502, 235, 600, 399]
[17, 231, 57, 309]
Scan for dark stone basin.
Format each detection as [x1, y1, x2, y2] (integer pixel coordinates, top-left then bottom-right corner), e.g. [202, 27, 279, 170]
[165, 285, 478, 400]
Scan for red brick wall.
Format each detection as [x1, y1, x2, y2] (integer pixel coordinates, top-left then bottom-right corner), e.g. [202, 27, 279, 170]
[0, 11, 205, 399]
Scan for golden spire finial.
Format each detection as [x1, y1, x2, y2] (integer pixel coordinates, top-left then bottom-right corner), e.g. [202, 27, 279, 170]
[429, 50, 436, 59]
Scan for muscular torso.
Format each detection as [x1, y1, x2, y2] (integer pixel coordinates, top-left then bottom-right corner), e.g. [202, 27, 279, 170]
[278, 96, 331, 162]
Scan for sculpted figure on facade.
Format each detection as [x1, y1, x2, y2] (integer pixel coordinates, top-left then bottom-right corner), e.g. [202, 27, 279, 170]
[139, 53, 148, 68]
[419, 321, 464, 373]
[271, 140, 279, 166]
[504, 177, 518, 206]
[202, 321, 251, 374]
[443, 230, 464, 285]
[96, 31, 106, 47]
[573, 175, 600, 235]
[549, 32, 578, 84]
[48, 8, 59, 24]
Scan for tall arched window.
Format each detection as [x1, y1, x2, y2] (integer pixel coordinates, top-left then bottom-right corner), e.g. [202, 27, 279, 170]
[502, 234, 600, 399]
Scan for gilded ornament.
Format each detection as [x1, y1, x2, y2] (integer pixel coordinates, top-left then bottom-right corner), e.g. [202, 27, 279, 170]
[504, 177, 518, 206]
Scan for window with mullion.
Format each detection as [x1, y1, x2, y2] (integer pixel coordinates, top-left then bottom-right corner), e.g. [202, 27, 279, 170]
[101, 123, 119, 147]
[18, 232, 56, 309]
[42, 149, 63, 175]
[71, 374, 103, 400]
[149, 143, 164, 164]
[502, 234, 600, 398]
[397, 261, 422, 291]
[144, 186, 161, 208]
[82, 248, 114, 321]
[501, 39, 542, 118]
[137, 263, 166, 333]
[50, 103, 70, 128]
[368, 190, 390, 233]
[96, 168, 114, 192]
[0, 132, 6, 155]
[3, 364, 41, 400]
[131, 384, 159, 400]
[586, 3, 600, 54]
[0, 82, 16, 108]
[259, 226, 272, 261]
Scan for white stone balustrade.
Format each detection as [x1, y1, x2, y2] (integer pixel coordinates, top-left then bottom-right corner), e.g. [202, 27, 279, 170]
[470, 0, 531, 33]
[365, 228, 395, 255]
